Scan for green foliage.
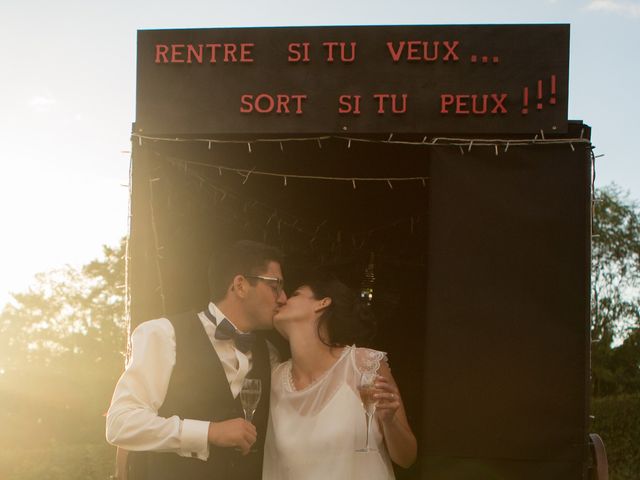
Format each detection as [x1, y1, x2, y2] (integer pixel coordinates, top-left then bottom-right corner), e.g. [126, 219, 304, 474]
[0, 239, 127, 454]
[591, 185, 640, 396]
[591, 393, 640, 480]
[0, 240, 127, 369]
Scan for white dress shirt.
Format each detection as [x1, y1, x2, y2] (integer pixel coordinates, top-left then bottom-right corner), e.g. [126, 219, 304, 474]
[105, 303, 273, 461]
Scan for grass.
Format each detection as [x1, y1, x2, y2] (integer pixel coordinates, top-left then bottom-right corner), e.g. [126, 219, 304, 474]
[0, 443, 115, 480]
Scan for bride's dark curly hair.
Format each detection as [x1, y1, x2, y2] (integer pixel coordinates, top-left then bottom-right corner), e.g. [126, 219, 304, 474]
[300, 271, 376, 348]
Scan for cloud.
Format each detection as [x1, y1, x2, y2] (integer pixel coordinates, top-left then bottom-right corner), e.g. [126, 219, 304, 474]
[28, 95, 57, 112]
[586, 0, 640, 17]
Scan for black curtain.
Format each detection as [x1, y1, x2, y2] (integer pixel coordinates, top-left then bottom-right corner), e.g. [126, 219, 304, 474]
[423, 139, 591, 479]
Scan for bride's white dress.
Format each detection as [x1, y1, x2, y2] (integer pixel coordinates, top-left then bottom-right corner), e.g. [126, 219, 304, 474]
[263, 346, 395, 480]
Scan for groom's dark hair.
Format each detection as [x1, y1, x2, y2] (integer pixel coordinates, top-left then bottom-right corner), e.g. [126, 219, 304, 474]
[208, 240, 284, 302]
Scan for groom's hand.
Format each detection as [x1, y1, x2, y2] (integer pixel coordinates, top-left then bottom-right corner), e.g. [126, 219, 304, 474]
[208, 418, 257, 455]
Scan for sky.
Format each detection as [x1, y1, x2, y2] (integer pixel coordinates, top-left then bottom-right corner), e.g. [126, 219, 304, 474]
[1, 0, 639, 306]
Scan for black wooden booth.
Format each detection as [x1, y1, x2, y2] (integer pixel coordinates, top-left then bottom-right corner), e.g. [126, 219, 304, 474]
[127, 25, 597, 479]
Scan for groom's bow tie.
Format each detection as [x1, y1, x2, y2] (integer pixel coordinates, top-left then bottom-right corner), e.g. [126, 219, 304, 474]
[214, 317, 255, 353]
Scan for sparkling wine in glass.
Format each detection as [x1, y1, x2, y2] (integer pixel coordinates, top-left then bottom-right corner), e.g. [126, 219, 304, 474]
[240, 378, 261, 423]
[356, 372, 378, 452]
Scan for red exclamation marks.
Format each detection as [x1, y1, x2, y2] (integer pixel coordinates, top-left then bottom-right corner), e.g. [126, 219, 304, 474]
[537, 80, 543, 110]
[522, 75, 558, 114]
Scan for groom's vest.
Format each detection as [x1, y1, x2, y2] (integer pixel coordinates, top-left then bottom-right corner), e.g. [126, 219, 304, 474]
[128, 311, 271, 480]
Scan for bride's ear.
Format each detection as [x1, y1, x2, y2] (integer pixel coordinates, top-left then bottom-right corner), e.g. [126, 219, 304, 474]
[314, 297, 332, 313]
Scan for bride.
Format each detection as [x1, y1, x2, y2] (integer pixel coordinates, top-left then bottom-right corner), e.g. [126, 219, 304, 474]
[263, 272, 417, 479]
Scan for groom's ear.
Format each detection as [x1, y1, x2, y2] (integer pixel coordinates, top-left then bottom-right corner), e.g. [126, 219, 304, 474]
[230, 274, 248, 298]
[314, 297, 332, 313]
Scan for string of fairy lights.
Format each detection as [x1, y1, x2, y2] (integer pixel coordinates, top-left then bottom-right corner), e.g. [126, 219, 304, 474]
[132, 131, 592, 154]
[144, 150, 430, 317]
[177, 159, 429, 189]
[131, 131, 599, 329]
[135, 132, 598, 269]
[131, 131, 594, 189]
[158, 152, 427, 244]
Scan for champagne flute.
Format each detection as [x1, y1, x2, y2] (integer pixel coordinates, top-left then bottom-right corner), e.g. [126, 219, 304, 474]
[240, 378, 261, 423]
[240, 378, 261, 454]
[356, 371, 379, 452]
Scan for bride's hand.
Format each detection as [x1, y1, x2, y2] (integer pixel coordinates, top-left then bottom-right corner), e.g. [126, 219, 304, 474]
[373, 374, 401, 425]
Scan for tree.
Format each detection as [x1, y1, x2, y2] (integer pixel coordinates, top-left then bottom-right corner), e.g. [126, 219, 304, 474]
[0, 239, 127, 449]
[591, 184, 640, 396]
[0, 239, 127, 369]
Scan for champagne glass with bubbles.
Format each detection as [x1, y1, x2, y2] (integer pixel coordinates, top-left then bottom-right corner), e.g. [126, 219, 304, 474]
[240, 378, 261, 423]
[356, 371, 379, 452]
[240, 378, 261, 454]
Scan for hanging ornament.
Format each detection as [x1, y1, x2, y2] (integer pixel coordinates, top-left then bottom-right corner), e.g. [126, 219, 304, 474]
[360, 252, 376, 305]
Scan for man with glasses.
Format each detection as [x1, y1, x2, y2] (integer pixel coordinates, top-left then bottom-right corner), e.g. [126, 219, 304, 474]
[106, 240, 286, 480]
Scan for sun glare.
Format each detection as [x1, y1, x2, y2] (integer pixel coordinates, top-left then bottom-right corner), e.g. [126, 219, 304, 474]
[0, 159, 127, 307]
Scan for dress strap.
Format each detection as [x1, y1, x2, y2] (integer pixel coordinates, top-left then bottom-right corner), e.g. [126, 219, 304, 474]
[354, 346, 388, 374]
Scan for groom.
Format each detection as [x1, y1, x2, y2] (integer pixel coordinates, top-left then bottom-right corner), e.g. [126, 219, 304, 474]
[106, 240, 286, 480]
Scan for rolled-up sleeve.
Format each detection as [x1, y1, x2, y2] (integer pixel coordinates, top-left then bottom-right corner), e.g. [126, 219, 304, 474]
[105, 318, 210, 460]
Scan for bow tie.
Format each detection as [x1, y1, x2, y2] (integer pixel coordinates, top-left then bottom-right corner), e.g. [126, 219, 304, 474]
[213, 317, 256, 354]
[203, 308, 256, 353]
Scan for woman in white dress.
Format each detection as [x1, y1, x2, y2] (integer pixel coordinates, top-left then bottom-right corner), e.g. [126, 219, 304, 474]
[263, 273, 417, 479]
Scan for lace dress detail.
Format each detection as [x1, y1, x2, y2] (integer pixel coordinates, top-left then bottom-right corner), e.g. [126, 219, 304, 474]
[282, 347, 351, 393]
[263, 345, 395, 480]
[355, 347, 387, 375]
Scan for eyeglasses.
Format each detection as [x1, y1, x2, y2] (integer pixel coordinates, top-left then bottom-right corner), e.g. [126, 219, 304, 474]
[244, 275, 284, 296]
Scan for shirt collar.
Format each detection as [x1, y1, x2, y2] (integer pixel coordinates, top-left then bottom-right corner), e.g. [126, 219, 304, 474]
[206, 302, 247, 333]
